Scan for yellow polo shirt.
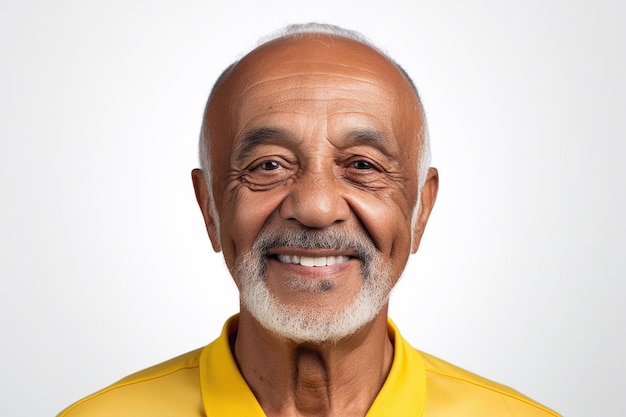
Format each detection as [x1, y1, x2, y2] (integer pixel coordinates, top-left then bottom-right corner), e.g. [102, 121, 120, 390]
[58, 316, 560, 416]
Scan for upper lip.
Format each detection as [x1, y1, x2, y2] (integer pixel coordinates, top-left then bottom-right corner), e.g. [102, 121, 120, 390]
[266, 248, 359, 259]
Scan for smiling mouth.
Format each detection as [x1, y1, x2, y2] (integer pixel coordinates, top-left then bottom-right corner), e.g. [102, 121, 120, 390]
[275, 255, 351, 267]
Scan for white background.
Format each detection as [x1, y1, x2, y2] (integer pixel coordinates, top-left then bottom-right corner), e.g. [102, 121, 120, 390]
[1, 1, 624, 416]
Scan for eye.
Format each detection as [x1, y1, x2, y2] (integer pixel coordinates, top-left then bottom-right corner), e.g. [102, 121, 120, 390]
[257, 160, 281, 171]
[351, 160, 374, 170]
[241, 156, 293, 190]
[342, 156, 390, 189]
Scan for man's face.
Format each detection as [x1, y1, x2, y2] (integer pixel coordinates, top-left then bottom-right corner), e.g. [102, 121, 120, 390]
[195, 36, 436, 342]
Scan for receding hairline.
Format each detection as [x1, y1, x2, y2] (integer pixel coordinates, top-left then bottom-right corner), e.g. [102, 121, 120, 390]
[209, 25, 423, 108]
[202, 24, 429, 160]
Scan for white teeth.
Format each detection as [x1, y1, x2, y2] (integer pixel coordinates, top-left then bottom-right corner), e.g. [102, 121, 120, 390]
[276, 255, 350, 267]
[327, 256, 348, 265]
[300, 256, 315, 267]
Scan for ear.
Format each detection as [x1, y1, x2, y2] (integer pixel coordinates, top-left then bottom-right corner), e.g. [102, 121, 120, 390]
[191, 168, 222, 252]
[411, 167, 439, 253]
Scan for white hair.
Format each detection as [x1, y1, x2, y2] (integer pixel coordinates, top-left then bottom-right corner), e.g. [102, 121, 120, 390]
[199, 23, 432, 241]
[235, 227, 393, 344]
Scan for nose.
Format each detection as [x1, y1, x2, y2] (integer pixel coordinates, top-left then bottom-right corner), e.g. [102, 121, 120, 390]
[279, 169, 350, 229]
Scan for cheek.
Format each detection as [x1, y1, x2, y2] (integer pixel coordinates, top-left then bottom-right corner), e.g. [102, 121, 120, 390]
[349, 193, 415, 273]
[219, 187, 288, 268]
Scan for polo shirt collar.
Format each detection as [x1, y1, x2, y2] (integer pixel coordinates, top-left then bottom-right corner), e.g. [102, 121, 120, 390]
[199, 315, 426, 416]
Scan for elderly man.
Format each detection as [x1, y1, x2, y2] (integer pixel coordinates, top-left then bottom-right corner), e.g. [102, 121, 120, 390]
[58, 24, 559, 416]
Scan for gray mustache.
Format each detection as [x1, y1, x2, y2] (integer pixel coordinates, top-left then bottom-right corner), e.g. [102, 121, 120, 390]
[250, 229, 380, 280]
[253, 228, 377, 259]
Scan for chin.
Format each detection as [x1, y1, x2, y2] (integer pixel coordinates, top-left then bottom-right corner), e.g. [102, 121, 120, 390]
[241, 275, 392, 345]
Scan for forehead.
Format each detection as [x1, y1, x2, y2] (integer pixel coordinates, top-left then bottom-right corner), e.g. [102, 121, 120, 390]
[208, 35, 421, 144]
[234, 35, 401, 79]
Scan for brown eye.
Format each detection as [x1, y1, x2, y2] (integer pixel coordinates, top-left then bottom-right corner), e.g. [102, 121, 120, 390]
[351, 160, 374, 170]
[258, 160, 281, 170]
[243, 157, 292, 190]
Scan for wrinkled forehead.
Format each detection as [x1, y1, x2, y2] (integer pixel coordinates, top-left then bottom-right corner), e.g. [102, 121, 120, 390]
[237, 35, 401, 81]
[201, 36, 427, 179]
[209, 35, 420, 118]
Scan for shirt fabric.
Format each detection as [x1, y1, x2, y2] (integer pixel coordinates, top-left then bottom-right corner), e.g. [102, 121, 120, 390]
[58, 315, 560, 416]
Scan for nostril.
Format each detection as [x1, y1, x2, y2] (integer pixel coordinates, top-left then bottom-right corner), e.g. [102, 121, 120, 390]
[278, 182, 350, 229]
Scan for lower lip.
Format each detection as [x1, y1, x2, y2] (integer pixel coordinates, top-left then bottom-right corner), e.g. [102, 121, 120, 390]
[266, 257, 358, 278]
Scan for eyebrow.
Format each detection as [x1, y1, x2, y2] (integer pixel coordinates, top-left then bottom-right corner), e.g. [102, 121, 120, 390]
[234, 127, 292, 162]
[234, 126, 398, 162]
[342, 128, 397, 158]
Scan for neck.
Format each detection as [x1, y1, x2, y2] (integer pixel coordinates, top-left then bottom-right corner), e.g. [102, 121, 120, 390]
[233, 309, 394, 417]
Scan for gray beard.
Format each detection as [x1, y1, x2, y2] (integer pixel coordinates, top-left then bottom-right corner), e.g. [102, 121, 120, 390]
[235, 227, 393, 344]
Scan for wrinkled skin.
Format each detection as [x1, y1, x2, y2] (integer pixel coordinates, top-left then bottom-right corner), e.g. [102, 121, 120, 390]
[192, 35, 438, 417]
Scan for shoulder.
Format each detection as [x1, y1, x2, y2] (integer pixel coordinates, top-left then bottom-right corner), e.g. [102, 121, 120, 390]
[419, 350, 561, 416]
[57, 348, 204, 417]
